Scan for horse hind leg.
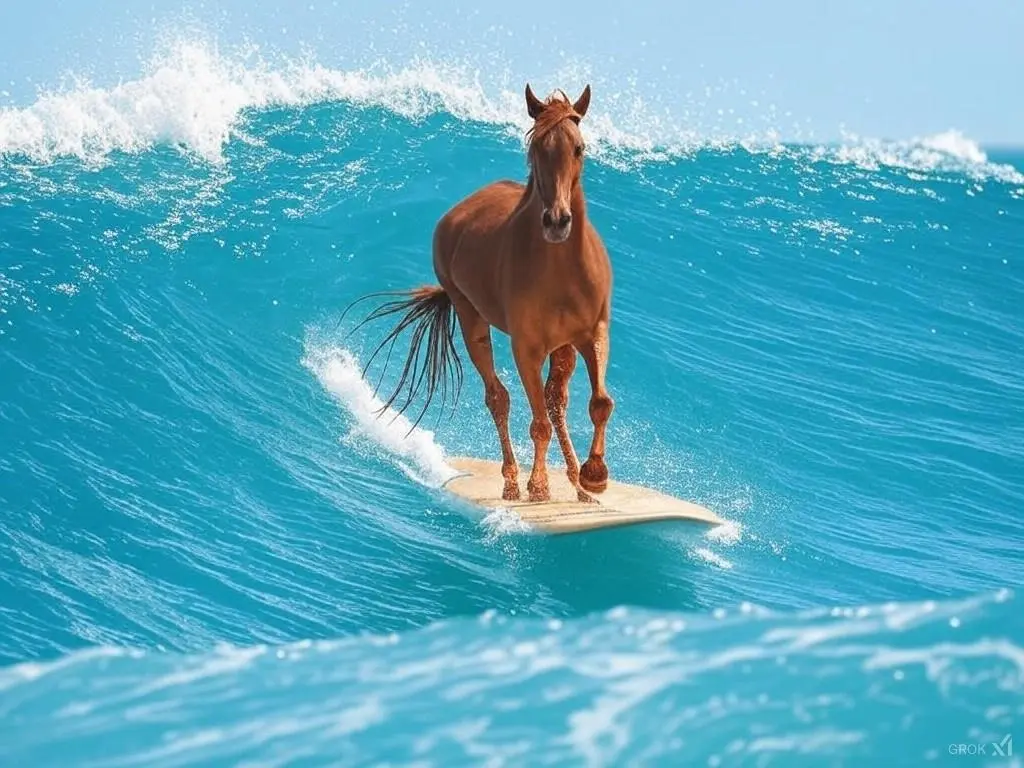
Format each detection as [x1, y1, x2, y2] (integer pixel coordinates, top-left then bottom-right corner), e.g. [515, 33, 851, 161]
[452, 297, 520, 501]
[545, 344, 596, 503]
[576, 321, 614, 494]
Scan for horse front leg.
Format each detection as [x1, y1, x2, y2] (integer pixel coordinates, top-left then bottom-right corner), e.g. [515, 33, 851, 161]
[545, 344, 595, 503]
[575, 321, 614, 494]
[512, 339, 552, 503]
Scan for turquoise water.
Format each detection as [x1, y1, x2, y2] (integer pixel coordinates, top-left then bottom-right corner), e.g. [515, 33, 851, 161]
[1, 40, 1023, 766]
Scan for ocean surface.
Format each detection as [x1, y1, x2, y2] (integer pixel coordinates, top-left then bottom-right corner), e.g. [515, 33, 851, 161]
[1, 37, 1023, 767]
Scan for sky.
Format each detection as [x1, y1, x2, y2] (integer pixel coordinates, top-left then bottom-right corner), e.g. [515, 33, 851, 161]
[0, 0, 1021, 146]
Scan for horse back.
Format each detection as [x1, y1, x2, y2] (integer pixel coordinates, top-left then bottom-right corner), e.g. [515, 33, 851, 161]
[432, 179, 524, 287]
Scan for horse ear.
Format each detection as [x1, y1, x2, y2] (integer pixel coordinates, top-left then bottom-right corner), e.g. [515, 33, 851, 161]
[525, 83, 545, 119]
[573, 84, 591, 119]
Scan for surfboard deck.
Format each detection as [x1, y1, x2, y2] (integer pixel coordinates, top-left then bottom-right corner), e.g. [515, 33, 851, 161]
[441, 456, 724, 534]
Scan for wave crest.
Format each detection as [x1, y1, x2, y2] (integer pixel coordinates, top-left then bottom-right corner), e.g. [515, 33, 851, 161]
[0, 590, 1018, 765]
[821, 128, 1022, 184]
[1, 36, 1020, 186]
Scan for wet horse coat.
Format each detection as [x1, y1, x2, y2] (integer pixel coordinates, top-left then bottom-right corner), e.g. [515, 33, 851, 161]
[345, 84, 614, 504]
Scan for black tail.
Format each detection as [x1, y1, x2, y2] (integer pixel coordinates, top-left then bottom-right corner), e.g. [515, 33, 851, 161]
[339, 285, 464, 434]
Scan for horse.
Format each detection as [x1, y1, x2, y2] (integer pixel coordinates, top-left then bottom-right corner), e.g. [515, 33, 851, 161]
[342, 83, 614, 505]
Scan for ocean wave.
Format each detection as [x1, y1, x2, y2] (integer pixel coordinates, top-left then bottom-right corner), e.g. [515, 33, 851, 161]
[0, 590, 1018, 766]
[1, 37, 1021, 186]
[301, 341, 459, 489]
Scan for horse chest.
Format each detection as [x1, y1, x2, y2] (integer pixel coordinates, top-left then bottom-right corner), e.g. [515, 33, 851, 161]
[508, 267, 603, 345]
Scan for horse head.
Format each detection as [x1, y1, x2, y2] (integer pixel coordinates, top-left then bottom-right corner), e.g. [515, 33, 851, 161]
[524, 83, 591, 243]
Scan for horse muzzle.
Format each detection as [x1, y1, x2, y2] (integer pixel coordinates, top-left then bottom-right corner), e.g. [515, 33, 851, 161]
[541, 208, 573, 243]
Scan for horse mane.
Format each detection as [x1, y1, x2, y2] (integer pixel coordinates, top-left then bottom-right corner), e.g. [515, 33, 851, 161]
[525, 90, 581, 147]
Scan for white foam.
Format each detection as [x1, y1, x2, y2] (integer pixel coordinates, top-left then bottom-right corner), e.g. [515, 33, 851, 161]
[302, 343, 458, 489]
[1, 36, 1019, 185]
[691, 547, 734, 570]
[706, 520, 742, 546]
[822, 129, 1024, 184]
[480, 508, 535, 538]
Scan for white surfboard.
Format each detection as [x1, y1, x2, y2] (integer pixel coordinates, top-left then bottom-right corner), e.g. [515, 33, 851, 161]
[442, 456, 724, 534]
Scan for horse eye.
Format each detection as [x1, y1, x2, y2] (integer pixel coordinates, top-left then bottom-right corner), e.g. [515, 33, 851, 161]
[575, 143, 584, 158]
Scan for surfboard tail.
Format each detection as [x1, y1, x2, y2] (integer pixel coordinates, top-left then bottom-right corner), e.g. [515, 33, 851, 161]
[340, 284, 464, 434]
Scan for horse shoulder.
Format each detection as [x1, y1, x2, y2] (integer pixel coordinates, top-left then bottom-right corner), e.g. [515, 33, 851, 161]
[438, 181, 523, 234]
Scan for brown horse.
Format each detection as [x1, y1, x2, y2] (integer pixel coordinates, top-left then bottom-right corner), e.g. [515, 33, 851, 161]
[343, 83, 614, 504]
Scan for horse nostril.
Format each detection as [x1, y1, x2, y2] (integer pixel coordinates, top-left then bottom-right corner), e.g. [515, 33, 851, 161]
[558, 213, 572, 228]
[542, 210, 554, 227]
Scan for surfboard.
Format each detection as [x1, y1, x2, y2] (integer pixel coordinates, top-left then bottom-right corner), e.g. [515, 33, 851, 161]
[441, 456, 725, 534]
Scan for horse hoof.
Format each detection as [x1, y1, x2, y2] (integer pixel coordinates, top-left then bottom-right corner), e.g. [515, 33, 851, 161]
[576, 488, 598, 504]
[579, 458, 608, 494]
[527, 480, 550, 503]
[502, 481, 521, 502]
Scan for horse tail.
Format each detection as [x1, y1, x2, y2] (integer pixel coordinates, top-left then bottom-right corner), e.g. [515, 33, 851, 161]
[339, 285, 464, 434]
